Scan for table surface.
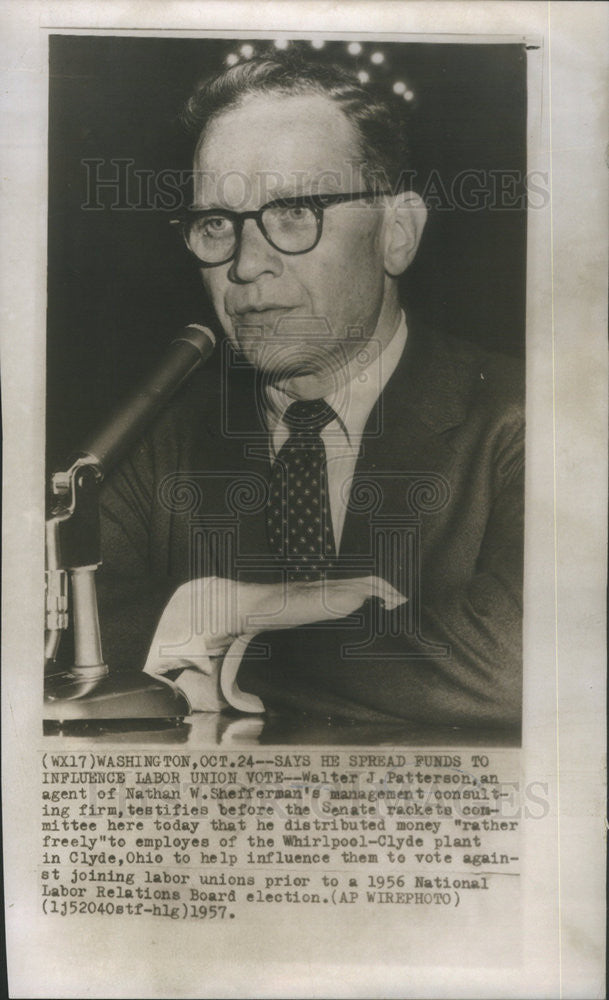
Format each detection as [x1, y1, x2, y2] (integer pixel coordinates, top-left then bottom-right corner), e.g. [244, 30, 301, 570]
[44, 709, 520, 747]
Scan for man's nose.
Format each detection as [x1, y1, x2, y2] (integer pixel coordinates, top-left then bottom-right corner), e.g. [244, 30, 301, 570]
[229, 218, 283, 283]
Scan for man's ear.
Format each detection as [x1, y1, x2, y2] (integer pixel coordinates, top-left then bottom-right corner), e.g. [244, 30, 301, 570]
[383, 191, 427, 277]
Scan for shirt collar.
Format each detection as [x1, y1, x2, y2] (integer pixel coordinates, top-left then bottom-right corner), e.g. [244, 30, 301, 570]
[265, 312, 408, 453]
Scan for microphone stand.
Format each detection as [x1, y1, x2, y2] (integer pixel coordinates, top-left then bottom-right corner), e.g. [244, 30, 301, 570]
[44, 456, 190, 729]
[43, 325, 216, 730]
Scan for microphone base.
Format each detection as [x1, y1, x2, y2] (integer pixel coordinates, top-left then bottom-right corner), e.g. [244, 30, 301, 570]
[44, 669, 191, 730]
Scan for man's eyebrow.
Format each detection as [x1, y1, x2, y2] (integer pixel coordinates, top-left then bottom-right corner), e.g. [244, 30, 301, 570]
[189, 189, 324, 213]
[190, 185, 308, 208]
[266, 185, 310, 200]
[268, 183, 341, 200]
[189, 202, 233, 212]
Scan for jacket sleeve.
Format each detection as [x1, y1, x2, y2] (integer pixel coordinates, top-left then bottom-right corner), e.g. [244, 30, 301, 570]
[96, 441, 176, 674]
[235, 453, 524, 729]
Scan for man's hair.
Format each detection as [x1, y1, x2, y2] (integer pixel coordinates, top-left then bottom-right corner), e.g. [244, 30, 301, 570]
[182, 51, 411, 193]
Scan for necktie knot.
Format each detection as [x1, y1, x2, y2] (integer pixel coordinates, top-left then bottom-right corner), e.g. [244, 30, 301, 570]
[283, 399, 337, 434]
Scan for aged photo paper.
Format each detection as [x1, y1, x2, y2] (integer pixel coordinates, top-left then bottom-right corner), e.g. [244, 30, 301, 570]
[1, 2, 606, 997]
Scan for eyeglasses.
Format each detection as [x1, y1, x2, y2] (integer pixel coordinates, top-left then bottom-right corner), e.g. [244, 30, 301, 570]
[170, 191, 380, 267]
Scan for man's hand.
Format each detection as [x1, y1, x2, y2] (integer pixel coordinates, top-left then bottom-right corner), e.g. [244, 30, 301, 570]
[235, 575, 406, 635]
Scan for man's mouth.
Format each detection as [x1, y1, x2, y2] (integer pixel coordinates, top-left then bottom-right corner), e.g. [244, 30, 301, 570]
[231, 305, 297, 327]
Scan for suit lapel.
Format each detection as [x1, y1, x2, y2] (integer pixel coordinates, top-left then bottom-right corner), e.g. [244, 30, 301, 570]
[219, 354, 275, 570]
[340, 325, 477, 556]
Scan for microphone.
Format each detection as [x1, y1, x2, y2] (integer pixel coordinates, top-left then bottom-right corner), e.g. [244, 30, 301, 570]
[75, 324, 216, 477]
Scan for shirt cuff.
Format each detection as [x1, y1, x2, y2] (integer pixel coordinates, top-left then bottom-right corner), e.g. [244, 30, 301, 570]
[143, 578, 264, 714]
[220, 635, 265, 714]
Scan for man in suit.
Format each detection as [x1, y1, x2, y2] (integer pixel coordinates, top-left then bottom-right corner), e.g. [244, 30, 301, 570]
[98, 53, 523, 730]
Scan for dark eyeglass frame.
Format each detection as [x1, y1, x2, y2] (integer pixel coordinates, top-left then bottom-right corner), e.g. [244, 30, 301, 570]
[170, 190, 382, 267]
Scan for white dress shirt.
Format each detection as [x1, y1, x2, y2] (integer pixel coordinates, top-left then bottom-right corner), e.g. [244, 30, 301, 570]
[264, 312, 408, 550]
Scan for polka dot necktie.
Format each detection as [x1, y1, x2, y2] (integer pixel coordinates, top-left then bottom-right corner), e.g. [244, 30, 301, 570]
[266, 399, 338, 582]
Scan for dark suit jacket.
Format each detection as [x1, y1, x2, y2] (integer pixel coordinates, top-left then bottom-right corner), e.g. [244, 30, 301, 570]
[98, 322, 524, 729]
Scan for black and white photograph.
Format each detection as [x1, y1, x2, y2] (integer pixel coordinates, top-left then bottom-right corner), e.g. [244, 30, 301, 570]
[45, 34, 527, 746]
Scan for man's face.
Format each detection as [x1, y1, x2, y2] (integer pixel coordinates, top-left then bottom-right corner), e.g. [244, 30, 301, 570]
[193, 93, 396, 381]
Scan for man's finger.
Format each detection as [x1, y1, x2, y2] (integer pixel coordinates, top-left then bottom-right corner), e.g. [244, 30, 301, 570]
[361, 575, 407, 609]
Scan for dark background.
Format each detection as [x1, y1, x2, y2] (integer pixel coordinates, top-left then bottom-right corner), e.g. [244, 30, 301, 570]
[47, 35, 527, 471]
